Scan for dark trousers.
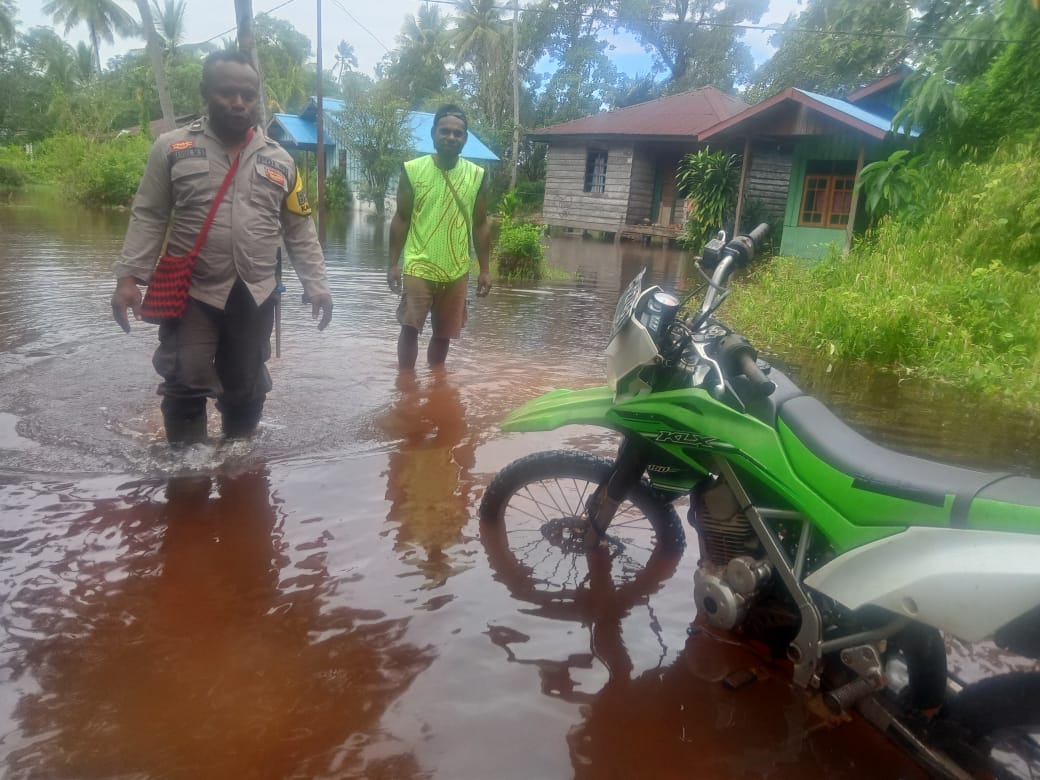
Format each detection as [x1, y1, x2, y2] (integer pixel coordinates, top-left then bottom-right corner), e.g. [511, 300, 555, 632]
[153, 280, 275, 443]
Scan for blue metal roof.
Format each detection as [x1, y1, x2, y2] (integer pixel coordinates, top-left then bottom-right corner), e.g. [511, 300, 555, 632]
[268, 112, 336, 150]
[404, 112, 499, 161]
[280, 99, 499, 161]
[795, 89, 919, 138]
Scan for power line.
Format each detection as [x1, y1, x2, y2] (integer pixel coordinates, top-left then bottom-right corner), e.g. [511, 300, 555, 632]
[420, 0, 1026, 46]
[328, 0, 391, 54]
[197, 0, 301, 46]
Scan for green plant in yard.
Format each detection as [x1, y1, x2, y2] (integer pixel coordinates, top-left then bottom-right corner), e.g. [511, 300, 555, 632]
[0, 162, 23, 189]
[675, 149, 741, 251]
[494, 218, 546, 280]
[856, 150, 929, 223]
[323, 167, 353, 210]
[726, 136, 1040, 407]
[63, 133, 151, 206]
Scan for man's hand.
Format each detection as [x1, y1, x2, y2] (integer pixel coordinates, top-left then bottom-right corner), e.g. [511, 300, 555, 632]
[111, 276, 142, 333]
[476, 270, 492, 297]
[310, 292, 333, 331]
[387, 266, 402, 294]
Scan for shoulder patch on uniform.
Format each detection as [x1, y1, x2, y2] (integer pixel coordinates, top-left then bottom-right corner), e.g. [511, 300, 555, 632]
[286, 171, 312, 216]
[257, 155, 291, 181]
[169, 139, 194, 152]
[263, 166, 286, 188]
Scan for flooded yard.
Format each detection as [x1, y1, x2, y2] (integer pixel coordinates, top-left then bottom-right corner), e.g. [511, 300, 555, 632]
[0, 191, 1037, 778]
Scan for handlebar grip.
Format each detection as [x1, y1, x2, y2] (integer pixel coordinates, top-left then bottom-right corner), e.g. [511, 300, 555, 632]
[738, 352, 776, 398]
[747, 222, 770, 248]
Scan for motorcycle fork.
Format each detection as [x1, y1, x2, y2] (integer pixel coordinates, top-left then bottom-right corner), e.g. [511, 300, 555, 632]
[586, 438, 651, 539]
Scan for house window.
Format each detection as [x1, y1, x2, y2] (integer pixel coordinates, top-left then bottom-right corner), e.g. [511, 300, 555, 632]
[799, 160, 857, 228]
[584, 149, 608, 193]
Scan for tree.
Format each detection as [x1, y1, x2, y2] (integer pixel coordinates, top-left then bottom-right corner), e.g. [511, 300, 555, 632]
[131, 0, 175, 132]
[448, 0, 511, 129]
[254, 16, 311, 113]
[0, 0, 16, 48]
[745, 0, 915, 103]
[41, 0, 138, 74]
[332, 88, 413, 219]
[384, 5, 450, 108]
[616, 0, 767, 93]
[151, 0, 187, 62]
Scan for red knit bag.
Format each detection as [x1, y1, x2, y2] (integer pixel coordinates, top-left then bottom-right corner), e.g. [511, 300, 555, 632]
[140, 131, 251, 324]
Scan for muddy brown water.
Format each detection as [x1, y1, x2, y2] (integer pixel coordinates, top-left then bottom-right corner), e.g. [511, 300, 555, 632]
[1, 190, 1038, 779]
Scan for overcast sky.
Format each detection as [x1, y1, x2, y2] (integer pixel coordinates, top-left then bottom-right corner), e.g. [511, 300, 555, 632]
[12, 0, 804, 79]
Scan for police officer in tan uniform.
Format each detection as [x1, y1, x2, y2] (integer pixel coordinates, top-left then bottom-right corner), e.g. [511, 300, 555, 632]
[111, 50, 332, 445]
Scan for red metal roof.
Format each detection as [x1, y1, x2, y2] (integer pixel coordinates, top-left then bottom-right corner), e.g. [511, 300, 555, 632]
[528, 87, 748, 140]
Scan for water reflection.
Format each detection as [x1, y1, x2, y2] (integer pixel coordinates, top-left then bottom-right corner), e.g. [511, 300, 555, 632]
[3, 469, 434, 779]
[483, 532, 926, 778]
[379, 370, 479, 586]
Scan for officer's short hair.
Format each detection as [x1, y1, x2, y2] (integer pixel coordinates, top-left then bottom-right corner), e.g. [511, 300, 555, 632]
[201, 50, 257, 88]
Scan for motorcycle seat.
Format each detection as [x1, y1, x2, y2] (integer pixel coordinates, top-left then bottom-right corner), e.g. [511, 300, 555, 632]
[778, 394, 1040, 529]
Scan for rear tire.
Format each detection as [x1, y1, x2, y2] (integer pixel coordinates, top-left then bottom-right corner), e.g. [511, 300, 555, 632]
[478, 450, 684, 613]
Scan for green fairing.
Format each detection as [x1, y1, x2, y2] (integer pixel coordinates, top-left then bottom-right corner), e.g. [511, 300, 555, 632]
[501, 385, 903, 553]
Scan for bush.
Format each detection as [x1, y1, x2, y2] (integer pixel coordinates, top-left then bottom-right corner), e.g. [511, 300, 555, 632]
[0, 163, 24, 189]
[495, 218, 545, 279]
[323, 167, 352, 210]
[64, 133, 151, 206]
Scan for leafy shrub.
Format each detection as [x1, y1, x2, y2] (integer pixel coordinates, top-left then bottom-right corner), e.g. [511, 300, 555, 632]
[0, 163, 24, 189]
[495, 218, 545, 279]
[323, 167, 352, 210]
[64, 133, 151, 206]
[675, 149, 741, 251]
[857, 150, 929, 223]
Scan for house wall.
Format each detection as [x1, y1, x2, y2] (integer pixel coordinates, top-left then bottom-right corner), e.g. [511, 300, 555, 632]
[781, 135, 868, 259]
[627, 147, 656, 224]
[542, 141, 635, 232]
[744, 141, 792, 222]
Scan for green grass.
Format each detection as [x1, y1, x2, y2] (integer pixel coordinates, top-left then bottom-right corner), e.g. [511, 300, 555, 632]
[725, 137, 1040, 409]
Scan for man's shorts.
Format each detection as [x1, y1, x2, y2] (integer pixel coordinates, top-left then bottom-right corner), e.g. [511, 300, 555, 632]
[396, 273, 468, 339]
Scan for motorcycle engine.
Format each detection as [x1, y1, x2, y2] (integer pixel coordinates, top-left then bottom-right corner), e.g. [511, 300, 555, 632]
[690, 476, 772, 630]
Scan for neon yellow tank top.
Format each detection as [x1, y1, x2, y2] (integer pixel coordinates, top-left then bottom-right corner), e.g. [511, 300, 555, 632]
[403, 155, 484, 282]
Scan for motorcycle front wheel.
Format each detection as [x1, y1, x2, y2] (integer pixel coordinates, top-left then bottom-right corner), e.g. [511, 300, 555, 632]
[478, 450, 685, 615]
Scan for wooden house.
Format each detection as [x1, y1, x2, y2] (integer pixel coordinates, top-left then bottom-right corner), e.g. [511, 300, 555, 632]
[528, 88, 748, 241]
[699, 72, 916, 258]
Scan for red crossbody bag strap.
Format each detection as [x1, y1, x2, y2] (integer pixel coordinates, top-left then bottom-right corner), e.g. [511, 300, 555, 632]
[187, 126, 254, 258]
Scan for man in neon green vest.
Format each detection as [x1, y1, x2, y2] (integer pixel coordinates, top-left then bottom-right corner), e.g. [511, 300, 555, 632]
[388, 104, 491, 370]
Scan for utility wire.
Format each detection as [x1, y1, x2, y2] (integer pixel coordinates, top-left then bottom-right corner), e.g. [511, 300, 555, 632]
[197, 0, 301, 46]
[421, 0, 1027, 46]
[328, 0, 392, 54]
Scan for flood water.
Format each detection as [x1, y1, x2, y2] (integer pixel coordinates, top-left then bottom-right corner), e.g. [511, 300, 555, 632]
[1, 189, 1038, 779]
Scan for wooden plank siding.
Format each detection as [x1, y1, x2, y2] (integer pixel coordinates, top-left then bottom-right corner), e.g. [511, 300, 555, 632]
[542, 141, 635, 232]
[744, 141, 793, 221]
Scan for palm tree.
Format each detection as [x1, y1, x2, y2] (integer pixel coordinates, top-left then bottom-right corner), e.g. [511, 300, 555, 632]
[386, 4, 450, 106]
[449, 0, 510, 127]
[132, 0, 175, 132]
[334, 39, 357, 85]
[41, 0, 138, 73]
[0, 0, 17, 47]
[151, 0, 186, 62]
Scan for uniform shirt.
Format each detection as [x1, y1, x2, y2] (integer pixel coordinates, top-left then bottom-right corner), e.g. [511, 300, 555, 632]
[402, 155, 485, 283]
[114, 117, 330, 309]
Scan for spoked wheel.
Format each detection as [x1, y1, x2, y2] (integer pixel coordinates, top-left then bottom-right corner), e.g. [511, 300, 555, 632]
[478, 450, 685, 616]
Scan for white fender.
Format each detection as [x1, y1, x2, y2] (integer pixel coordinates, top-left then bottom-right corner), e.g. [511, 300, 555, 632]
[804, 527, 1040, 642]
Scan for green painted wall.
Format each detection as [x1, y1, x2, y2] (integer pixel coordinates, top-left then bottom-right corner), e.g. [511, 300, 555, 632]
[780, 137, 864, 259]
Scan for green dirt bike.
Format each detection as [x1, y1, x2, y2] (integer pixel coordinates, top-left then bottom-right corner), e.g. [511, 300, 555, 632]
[479, 224, 1040, 779]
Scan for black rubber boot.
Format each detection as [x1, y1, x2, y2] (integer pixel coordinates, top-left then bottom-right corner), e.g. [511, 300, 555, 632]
[161, 397, 208, 445]
[219, 400, 264, 440]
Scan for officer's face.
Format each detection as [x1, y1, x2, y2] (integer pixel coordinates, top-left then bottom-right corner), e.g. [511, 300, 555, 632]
[202, 60, 260, 140]
[433, 115, 467, 160]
